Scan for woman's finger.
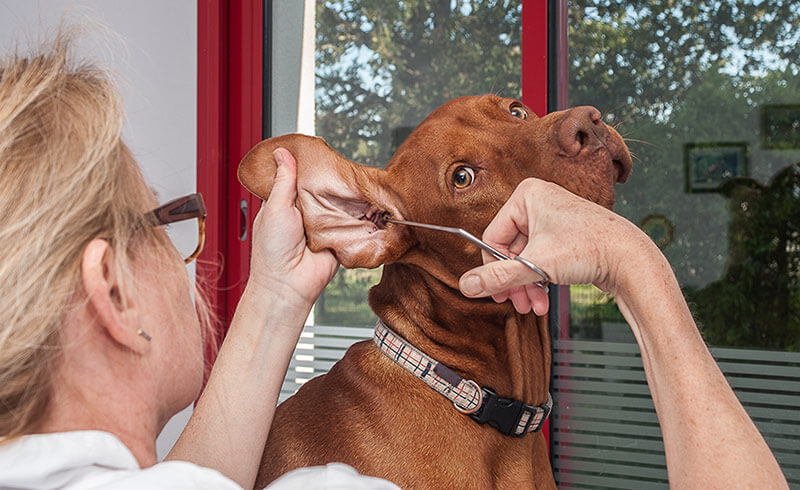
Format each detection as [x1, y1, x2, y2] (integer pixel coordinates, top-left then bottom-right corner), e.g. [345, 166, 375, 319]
[527, 283, 550, 316]
[267, 148, 299, 209]
[491, 291, 509, 304]
[459, 259, 543, 298]
[507, 286, 532, 314]
[481, 189, 529, 253]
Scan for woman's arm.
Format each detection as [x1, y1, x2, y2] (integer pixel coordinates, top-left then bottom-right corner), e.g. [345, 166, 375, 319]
[612, 239, 786, 489]
[459, 178, 787, 489]
[166, 148, 338, 489]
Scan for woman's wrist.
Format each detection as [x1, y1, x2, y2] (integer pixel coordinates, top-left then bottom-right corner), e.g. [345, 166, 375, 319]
[601, 221, 665, 297]
[246, 270, 316, 310]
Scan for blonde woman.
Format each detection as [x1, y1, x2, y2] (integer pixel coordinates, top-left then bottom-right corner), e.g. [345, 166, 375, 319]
[0, 32, 399, 489]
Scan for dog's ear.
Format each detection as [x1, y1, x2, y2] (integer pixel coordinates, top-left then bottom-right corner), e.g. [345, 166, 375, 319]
[238, 134, 409, 269]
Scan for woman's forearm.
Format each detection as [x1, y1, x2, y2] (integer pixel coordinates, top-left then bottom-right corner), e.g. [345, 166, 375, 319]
[613, 245, 787, 489]
[167, 281, 310, 489]
[165, 148, 337, 488]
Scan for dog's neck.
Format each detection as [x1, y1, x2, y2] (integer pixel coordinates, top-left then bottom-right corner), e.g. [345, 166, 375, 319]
[369, 263, 551, 405]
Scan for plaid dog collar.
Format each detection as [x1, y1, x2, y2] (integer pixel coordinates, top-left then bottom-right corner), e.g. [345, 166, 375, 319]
[373, 320, 552, 437]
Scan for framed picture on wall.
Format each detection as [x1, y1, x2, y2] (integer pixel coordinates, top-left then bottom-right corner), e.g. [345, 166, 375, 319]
[761, 104, 800, 150]
[684, 142, 749, 193]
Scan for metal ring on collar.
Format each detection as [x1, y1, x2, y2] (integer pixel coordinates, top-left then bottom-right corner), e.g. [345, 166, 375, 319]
[453, 379, 483, 415]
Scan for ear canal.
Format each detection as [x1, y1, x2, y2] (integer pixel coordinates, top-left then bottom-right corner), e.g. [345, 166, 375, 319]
[237, 134, 410, 269]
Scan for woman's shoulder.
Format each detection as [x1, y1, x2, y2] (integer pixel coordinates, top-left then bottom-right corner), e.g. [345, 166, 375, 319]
[0, 430, 241, 489]
[265, 463, 401, 490]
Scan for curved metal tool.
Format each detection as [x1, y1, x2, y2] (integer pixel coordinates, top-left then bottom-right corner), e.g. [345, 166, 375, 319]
[384, 218, 550, 292]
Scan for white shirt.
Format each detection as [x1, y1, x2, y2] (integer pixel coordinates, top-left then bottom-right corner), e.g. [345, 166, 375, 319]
[0, 431, 400, 490]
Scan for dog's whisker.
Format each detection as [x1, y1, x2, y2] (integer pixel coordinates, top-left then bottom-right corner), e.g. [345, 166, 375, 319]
[601, 106, 640, 134]
[623, 138, 661, 150]
[613, 118, 633, 131]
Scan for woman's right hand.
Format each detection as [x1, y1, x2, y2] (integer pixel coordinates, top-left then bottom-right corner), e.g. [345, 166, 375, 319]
[458, 177, 657, 315]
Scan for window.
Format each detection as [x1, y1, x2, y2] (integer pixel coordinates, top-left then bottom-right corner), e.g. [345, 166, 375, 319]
[551, 1, 800, 486]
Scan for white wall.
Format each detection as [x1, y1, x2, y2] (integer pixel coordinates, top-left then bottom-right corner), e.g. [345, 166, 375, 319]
[0, 0, 197, 460]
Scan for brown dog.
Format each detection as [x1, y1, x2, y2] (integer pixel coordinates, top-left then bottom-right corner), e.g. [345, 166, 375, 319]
[238, 95, 631, 489]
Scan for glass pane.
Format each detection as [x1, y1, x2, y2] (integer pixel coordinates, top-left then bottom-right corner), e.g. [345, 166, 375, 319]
[557, 1, 800, 487]
[566, 0, 800, 351]
[313, 0, 522, 327]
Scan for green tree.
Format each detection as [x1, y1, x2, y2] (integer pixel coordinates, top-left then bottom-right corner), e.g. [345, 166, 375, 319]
[567, 0, 800, 125]
[690, 165, 800, 350]
[316, 0, 522, 165]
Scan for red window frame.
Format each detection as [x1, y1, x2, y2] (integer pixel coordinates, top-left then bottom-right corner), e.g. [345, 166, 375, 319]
[522, 0, 548, 117]
[197, 0, 263, 355]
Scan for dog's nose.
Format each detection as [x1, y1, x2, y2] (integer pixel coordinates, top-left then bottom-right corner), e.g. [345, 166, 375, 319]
[556, 106, 608, 157]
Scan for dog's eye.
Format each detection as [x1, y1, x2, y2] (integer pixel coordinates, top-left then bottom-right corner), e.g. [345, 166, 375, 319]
[453, 167, 475, 189]
[510, 104, 527, 120]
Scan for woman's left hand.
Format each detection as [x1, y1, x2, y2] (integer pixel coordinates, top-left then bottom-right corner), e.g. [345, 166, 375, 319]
[248, 147, 339, 313]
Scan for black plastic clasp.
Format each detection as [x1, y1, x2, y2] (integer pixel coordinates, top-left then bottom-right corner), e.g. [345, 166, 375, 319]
[470, 387, 528, 437]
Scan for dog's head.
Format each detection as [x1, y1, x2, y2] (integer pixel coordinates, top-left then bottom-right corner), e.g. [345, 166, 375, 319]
[239, 95, 631, 282]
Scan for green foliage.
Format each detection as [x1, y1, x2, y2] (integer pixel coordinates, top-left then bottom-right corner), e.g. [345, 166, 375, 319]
[316, 0, 522, 165]
[315, 268, 382, 327]
[569, 284, 627, 339]
[687, 165, 800, 350]
[567, 0, 800, 125]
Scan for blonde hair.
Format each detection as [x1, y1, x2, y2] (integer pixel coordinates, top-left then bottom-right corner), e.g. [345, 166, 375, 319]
[0, 29, 215, 440]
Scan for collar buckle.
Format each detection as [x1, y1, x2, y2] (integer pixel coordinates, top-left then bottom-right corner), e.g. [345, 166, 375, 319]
[470, 388, 550, 437]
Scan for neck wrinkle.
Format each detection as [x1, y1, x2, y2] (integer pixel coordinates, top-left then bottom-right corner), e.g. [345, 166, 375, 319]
[369, 263, 550, 404]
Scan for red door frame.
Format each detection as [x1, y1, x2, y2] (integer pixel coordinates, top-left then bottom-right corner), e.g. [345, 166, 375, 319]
[197, 0, 263, 356]
[522, 0, 548, 118]
[523, 0, 571, 335]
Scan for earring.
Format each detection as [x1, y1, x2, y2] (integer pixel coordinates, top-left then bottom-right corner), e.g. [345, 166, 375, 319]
[137, 328, 152, 342]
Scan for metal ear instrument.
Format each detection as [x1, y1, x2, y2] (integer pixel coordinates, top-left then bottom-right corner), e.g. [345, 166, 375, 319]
[383, 218, 550, 292]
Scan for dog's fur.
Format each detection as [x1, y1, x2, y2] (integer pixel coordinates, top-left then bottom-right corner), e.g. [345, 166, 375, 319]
[239, 95, 631, 489]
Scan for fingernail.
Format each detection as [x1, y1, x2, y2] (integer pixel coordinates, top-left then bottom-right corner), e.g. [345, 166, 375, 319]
[461, 274, 484, 296]
[273, 149, 285, 166]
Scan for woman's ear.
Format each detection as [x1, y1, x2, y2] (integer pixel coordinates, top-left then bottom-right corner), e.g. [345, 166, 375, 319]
[239, 134, 411, 269]
[81, 239, 150, 354]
